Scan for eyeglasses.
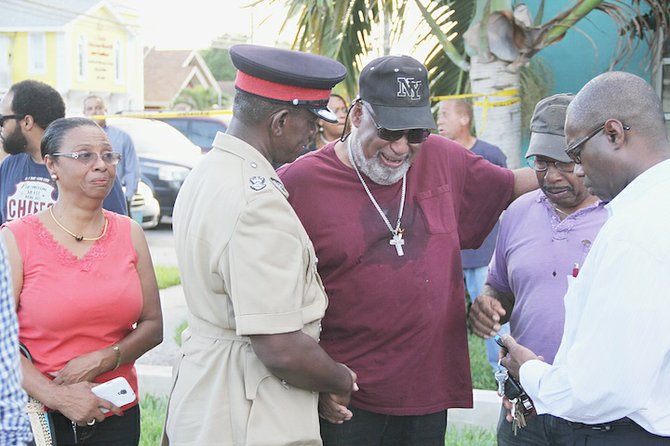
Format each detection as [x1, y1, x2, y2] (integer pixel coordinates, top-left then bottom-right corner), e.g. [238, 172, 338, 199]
[565, 122, 630, 164]
[363, 103, 430, 144]
[50, 151, 122, 166]
[527, 157, 575, 173]
[0, 114, 26, 127]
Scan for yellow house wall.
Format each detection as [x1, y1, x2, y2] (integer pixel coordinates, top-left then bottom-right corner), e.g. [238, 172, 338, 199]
[69, 7, 130, 94]
[9, 32, 58, 85]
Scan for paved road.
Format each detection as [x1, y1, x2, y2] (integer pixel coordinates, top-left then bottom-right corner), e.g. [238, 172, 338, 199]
[137, 223, 185, 367]
[145, 223, 178, 267]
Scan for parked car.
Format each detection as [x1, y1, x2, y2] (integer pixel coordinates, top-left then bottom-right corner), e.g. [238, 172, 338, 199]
[154, 115, 228, 153]
[130, 181, 161, 229]
[107, 117, 201, 219]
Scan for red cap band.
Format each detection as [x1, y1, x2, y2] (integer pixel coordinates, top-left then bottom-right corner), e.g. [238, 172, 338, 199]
[235, 71, 331, 102]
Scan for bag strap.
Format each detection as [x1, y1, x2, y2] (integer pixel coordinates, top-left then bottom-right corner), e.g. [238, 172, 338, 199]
[19, 343, 33, 363]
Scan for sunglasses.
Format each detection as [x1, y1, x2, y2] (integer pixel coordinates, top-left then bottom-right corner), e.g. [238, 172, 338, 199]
[362, 103, 430, 144]
[0, 114, 26, 127]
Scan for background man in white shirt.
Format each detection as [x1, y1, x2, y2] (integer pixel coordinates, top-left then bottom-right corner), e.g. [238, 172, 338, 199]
[500, 71, 670, 445]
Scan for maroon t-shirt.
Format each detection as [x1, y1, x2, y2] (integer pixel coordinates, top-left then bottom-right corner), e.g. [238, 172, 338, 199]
[279, 135, 514, 415]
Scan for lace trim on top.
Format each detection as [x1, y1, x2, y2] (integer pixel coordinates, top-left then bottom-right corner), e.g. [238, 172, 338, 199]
[25, 210, 117, 271]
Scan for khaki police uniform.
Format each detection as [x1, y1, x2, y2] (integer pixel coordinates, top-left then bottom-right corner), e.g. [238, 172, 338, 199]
[163, 132, 327, 446]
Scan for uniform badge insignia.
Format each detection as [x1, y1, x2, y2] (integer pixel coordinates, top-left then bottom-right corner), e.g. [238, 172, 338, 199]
[270, 177, 287, 194]
[249, 176, 266, 191]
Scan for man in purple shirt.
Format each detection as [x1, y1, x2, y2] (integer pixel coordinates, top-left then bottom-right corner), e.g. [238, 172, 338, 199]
[468, 94, 608, 445]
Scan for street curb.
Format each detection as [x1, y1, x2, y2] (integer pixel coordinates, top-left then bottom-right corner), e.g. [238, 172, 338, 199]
[136, 364, 501, 430]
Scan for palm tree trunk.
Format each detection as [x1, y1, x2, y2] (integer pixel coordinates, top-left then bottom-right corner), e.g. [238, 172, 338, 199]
[469, 59, 522, 169]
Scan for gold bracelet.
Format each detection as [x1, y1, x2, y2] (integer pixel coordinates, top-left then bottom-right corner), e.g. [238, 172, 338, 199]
[112, 344, 121, 370]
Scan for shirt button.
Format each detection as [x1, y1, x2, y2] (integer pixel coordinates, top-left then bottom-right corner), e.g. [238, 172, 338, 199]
[250, 161, 257, 168]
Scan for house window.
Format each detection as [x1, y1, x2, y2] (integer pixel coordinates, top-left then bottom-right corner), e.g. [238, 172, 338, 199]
[78, 35, 87, 80]
[114, 40, 122, 83]
[28, 32, 46, 74]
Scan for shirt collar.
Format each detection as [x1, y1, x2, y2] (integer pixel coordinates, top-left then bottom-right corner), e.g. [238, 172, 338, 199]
[212, 132, 274, 172]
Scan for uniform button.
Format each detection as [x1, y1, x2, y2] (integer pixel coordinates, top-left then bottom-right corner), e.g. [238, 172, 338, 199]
[250, 161, 258, 168]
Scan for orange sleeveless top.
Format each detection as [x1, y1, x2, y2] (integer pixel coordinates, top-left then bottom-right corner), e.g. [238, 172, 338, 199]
[6, 210, 143, 409]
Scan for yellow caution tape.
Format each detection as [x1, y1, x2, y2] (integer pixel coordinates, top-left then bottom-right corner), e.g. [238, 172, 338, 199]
[89, 109, 233, 120]
[433, 88, 520, 134]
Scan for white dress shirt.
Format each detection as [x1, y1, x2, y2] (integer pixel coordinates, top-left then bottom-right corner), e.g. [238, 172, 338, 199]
[520, 159, 670, 437]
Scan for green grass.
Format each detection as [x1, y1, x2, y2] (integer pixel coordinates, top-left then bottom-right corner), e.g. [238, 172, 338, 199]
[445, 425, 496, 445]
[468, 332, 497, 391]
[154, 266, 181, 290]
[140, 395, 168, 446]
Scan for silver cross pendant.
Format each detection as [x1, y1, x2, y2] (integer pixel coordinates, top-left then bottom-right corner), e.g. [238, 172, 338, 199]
[390, 229, 405, 256]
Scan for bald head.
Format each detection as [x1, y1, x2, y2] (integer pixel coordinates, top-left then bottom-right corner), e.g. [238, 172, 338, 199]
[567, 71, 666, 141]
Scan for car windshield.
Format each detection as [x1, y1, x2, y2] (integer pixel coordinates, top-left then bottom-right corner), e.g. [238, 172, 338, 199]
[108, 119, 197, 155]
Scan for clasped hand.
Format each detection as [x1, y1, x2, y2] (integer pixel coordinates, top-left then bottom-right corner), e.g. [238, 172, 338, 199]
[318, 365, 359, 424]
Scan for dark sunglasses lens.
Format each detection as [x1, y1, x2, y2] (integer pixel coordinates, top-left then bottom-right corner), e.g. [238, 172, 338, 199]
[377, 128, 404, 142]
[407, 129, 430, 144]
[377, 128, 429, 143]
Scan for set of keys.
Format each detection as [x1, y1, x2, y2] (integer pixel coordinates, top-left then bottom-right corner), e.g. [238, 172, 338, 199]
[495, 365, 534, 434]
[494, 336, 536, 435]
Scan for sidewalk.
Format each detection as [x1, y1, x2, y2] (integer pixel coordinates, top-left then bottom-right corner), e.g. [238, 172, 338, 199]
[135, 284, 502, 430]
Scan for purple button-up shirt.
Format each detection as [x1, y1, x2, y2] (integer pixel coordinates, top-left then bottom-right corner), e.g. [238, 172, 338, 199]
[487, 189, 608, 364]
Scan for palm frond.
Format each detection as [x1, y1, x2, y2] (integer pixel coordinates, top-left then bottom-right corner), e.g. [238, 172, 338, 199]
[419, 0, 476, 96]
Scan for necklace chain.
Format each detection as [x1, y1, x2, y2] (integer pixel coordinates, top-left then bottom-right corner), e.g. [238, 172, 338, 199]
[49, 206, 109, 242]
[347, 138, 406, 236]
[552, 205, 570, 217]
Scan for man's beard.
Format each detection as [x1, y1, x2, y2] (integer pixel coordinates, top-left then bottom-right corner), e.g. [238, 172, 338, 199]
[348, 129, 410, 186]
[2, 126, 28, 155]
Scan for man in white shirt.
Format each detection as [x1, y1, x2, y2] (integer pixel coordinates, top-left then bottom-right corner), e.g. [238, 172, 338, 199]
[501, 71, 670, 445]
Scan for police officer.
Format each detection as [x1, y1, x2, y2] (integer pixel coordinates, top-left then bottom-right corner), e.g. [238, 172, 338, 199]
[163, 44, 357, 446]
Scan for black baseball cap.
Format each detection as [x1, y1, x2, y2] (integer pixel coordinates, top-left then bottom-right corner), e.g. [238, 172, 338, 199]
[358, 55, 436, 130]
[230, 44, 347, 123]
[525, 93, 575, 162]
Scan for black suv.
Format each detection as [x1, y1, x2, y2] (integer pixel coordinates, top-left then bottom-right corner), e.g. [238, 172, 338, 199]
[107, 118, 201, 218]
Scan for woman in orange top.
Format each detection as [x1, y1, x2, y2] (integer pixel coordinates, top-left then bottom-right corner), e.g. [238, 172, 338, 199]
[1, 117, 163, 445]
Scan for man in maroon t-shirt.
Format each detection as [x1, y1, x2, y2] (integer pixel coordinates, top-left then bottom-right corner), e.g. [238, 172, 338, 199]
[279, 55, 537, 446]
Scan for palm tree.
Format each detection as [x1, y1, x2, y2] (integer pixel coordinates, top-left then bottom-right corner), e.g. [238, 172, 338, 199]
[267, 0, 669, 167]
[172, 86, 222, 111]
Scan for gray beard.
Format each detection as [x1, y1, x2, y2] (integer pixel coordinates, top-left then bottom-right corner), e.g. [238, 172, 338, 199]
[349, 129, 409, 186]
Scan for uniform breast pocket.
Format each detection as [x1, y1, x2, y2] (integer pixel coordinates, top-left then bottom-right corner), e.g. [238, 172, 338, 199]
[416, 184, 457, 234]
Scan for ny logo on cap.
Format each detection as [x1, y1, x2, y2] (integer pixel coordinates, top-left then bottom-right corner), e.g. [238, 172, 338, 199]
[396, 77, 422, 100]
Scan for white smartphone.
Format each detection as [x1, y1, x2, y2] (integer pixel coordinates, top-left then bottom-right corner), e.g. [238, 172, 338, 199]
[91, 377, 136, 413]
